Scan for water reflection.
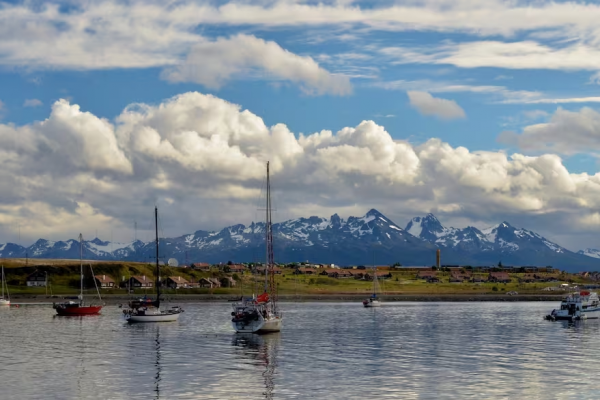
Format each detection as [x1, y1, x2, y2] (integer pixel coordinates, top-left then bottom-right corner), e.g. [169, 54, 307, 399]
[232, 334, 280, 399]
[155, 327, 162, 400]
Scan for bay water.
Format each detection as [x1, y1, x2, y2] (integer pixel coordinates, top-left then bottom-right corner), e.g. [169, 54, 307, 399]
[1, 302, 599, 399]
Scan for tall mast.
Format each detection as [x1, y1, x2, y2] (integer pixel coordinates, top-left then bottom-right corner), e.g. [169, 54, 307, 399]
[265, 162, 270, 292]
[155, 206, 160, 308]
[265, 161, 277, 307]
[79, 233, 83, 304]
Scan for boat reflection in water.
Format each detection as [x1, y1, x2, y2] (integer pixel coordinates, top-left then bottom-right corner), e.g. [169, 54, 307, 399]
[231, 333, 280, 399]
[154, 327, 162, 400]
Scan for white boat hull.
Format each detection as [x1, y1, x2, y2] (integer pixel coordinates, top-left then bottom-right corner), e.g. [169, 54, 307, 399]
[232, 316, 282, 333]
[364, 301, 381, 308]
[126, 312, 181, 323]
[0, 298, 9, 306]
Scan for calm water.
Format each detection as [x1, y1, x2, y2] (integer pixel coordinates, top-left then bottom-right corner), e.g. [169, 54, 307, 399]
[1, 302, 600, 399]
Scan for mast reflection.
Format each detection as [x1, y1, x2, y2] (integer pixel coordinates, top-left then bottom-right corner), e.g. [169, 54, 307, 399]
[232, 333, 280, 399]
[155, 327, 161, 400]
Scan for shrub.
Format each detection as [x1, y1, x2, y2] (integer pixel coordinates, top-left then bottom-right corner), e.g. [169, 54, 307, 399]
[492, 286, 498, 292]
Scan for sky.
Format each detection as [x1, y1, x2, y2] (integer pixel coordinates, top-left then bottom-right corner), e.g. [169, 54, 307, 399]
[2, 0, 600, 251]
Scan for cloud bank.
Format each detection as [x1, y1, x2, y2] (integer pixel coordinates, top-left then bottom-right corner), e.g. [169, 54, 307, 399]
[2, 91, 600, 250]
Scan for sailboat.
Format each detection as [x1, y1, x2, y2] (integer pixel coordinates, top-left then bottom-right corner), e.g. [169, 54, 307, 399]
[0, 266, 10, 306]
[231, 161, 283, 333]
[123, 206, 183, 323]
[53, 234, 103, 315]
[363, 267, 382, 308]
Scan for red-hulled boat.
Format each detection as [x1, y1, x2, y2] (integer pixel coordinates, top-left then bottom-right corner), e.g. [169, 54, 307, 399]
[54, 301, 103, 316]
[54, 233, 103, 316]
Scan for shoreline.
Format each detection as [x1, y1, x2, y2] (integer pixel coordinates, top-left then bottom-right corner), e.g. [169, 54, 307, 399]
[8, 293, 565, 304]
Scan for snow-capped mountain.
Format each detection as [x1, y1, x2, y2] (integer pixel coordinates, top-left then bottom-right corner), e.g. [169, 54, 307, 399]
[578, 249, 600, 259]
[406, 215, 569, 254]
[405, 214, 591, 269]
[1, 209, 600, 271]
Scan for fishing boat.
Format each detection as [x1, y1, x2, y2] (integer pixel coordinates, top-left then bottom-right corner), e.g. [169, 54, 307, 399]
[53, 234, 103, 316]
[231, 161, 283, 333]
[545, 290, 600, 321]
[363, 267, 382, 308]
[0, 266, 10, 306]
[123, 207, 184, 323]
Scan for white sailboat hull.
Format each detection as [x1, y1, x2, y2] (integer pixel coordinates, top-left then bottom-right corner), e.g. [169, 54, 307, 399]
[0, 298, 9, 306]
[364, 301, 381, 308]
[232, 316, 283, 333]
[126, 311, 181, 323]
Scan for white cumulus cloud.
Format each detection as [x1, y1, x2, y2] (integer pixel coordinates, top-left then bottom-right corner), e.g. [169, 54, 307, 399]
[498, 107, 600, 155]
[2, 91, 600, 250]
[407, 91, 465, 120]
[162, 34, 351, 95]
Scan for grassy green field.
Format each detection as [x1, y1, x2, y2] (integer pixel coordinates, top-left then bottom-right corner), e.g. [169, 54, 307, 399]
[0, 259, 590, 297]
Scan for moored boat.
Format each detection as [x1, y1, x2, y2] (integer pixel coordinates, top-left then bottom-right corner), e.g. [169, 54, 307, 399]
[0, 265, 9, 306]
[363, 267, 382, 308]
[545, 291, 600, 321]
[123, 206, 183, 323]
[53, 234, 103, 316]
[231, 162, 282, 333]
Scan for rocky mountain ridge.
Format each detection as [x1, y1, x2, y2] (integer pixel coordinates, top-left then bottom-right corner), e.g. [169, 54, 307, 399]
[1, 210, 599, 271]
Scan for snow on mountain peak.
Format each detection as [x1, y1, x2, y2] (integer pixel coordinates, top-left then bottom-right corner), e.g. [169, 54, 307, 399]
[578, 248, 600, 259]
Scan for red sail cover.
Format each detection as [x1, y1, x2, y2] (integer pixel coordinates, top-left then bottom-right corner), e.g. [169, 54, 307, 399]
[256, 293, 269, 303]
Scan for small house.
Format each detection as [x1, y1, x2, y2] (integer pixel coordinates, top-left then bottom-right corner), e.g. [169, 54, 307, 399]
[348, 270, 365, 279]
[26, 270, 47, 287]
[165, 276, 189, 289]
[320, 269, 340, 278]
[129, 275, 154, 288]
[220, 276, 236, 287]
[417, 271, 437, 280]
[228, 264, 246, 273]
[256, 266, 282, 275]
[471, 276, 487, 283]
[364, 271, 392, 281]
[294, 267, 316, 275]
[488, 272, 511, 283]
[199, 277, 221, 288]
[192, 263, 211, 272]
[94, 274, 116, 288]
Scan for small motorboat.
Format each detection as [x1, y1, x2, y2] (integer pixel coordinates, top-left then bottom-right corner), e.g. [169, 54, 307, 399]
[545, 291, 600, 322]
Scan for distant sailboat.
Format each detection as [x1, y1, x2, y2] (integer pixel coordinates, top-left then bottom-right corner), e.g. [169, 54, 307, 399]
[53, 234, 103, 315]
[0, 266, 10, 306]
[363, 267, 382, 308]
[231, 161, 283, 333]
[123, 206, 183, 322]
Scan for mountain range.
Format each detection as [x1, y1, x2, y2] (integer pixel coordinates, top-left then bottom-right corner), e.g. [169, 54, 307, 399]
[1, 209, 600, 272]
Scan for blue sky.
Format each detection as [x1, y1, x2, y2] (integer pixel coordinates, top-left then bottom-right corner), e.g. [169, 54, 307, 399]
[2, 0, 600, 250]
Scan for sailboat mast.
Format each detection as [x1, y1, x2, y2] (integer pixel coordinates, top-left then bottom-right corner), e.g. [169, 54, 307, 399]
[155, 206, 160, 307]
[265, 161, 270, 292]
[79, 233, 83, 304]
[1, 266, 4, 298]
